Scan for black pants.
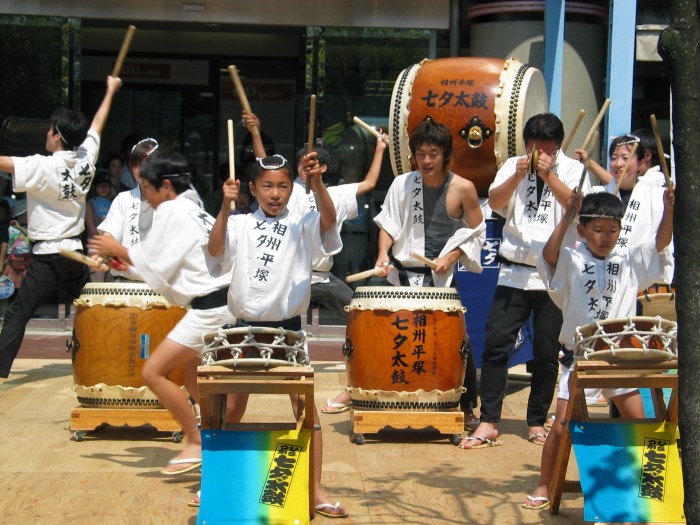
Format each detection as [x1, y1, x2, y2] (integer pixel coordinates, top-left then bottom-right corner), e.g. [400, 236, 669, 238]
[0, 253, 89, 377]
[478, 285, 562, 427]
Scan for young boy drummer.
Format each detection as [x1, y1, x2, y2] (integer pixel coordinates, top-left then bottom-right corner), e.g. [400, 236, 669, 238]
[207, 153, 347, 518]
[89, 151, 236, 475]
[522, 189, 674, 510]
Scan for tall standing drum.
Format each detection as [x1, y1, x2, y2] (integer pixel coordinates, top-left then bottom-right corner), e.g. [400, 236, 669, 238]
[389, 57, 548, 196]
[69, 283, 187, 409]
[344, 287, 468, 411]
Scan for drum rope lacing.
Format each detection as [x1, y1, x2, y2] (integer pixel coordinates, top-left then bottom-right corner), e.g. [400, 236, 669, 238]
[573, 316, 677, 360]
[201, 326, 309, 367]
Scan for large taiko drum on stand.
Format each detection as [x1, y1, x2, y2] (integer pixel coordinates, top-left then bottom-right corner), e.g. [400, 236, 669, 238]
[68, 283, 187, 409]
[389, 57, 548, 197]
[344, 286, 468, 411]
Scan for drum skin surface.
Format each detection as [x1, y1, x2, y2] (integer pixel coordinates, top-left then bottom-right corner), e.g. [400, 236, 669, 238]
[70, 283, 186, 406]
[390, 57, 548, 197]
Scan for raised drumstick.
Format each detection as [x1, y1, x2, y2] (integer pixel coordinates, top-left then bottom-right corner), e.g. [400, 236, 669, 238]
[409, 251, 438, 269]
[650, 114, 674, 190]
[305, 94, 317, 194]
[352, 116, 389, 144]
[111, 25, 137, 77]
[227, 119, 236, 211]
[227, 65, 260, 138]
[561, 109, 586, 153]
[581, 99, 611, 152]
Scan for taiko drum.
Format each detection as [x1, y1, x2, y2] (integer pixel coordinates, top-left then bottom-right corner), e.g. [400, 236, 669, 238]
[344, 286, 468, 411]
[389, 57, 548, 197]
[69, 283, 187, 408]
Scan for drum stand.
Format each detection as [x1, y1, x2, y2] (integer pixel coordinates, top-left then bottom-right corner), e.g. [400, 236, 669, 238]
[351, 408, 465, 445]
[197, 365, 316, 518]
[549, 359, 678, 517]
[70, 402, 184, 442]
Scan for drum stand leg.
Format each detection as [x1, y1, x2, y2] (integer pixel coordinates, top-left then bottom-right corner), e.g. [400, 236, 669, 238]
[197, 365, 316, 518]
[351, 408, 465, 446]
[548, 360, 679, 516]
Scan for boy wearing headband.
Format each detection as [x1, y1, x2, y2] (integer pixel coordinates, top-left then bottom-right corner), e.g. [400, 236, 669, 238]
[522, 189, 674, 510]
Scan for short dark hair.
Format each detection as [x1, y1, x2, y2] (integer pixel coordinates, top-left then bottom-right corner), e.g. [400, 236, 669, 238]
[295, 147, 330, 168]
[140, 151, 192, 194]
[579, 192, 625, 226]
[131, 139, 158, 169]
[409, 119, 454, 166]
[50, 108, 88, 150]
[523, 113, 565, 146]
[240, 132, 276, 166]
[631, 128, 659, 166]
[250, 155, 294, 184]
[608, 135, 644, 162]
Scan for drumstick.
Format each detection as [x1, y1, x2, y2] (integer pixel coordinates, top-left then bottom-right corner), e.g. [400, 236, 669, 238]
[352, 116, 389, 144]
[305, 94, 317, 194]
[111, 25, 137, 77]
[345, 266, 394, 283]
[576, 130, 599, 194]
[409, 251, 438, 269]
[227, 118, 236, 211]
[581, 98, 611, 152]
[561, 109, 586, 153]
[649, 114, 674, 190]
[59, 250, 105, 269]
[613, 142, 639, 196]
[227, 65, 260, 138]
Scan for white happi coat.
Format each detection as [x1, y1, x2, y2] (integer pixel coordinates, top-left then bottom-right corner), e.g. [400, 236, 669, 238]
[599, 181, 674, 283]
[289, 178, 358, 284]
[98, 186, 145, 280]
[638, 164, 675, 188]
[128, 191, 232, 307]
[537, 240, 671, 349]
[490, 152, 585, 290]
[223, 207, 342, 322]
[12, 130, 100, 254]
[374, 171, 486, 287]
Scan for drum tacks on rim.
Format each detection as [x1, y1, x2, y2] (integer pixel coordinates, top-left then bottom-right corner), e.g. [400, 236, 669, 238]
[573, 316, 677, 365]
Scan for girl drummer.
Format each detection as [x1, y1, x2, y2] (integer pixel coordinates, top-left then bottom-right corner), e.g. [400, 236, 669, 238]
[89, 150, 235, 476]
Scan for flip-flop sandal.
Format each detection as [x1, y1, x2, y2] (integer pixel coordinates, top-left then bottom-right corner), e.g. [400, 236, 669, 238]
[527, 433, 548, 446]
[522, 495, 550, 510]
[315, 502, 348, 518]
[458, 435, 502, 449]
[187, 490, 201, 508]
[321, 400, 351, 414]
[161, 457, 202, 475]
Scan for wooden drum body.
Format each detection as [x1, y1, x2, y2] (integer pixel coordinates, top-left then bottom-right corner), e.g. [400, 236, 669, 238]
[573, 316, 677, 365]
[389, 57, 548, 197]
[69, 283, 187, 408]
[344, 287, 468, 410]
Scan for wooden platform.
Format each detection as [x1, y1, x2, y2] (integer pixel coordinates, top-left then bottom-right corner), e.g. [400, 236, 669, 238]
[0, 342, 591, 524]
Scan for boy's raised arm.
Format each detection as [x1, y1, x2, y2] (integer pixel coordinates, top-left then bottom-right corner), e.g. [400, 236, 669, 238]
[208, 178, 239, 257]
[303, 152, 336, 233]
[543, 190, 581, 267]
[357, 132, 388, 196]
[90, 76, 122, 137]
[656, 189, 674, 252]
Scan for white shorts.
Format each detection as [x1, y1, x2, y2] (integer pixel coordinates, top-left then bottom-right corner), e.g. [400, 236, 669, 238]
[558, 363, 637, 401]
[167, 305, 236, 353]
